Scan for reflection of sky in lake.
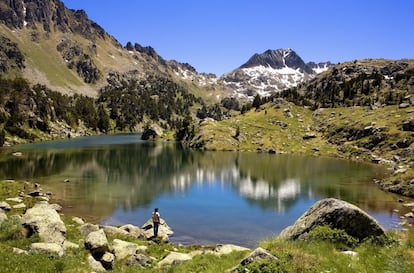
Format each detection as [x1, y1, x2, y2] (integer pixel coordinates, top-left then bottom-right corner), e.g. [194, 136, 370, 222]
[3, 134, 407, 248]
[102, 179, 319, 248]
[102, 168, 401, 248]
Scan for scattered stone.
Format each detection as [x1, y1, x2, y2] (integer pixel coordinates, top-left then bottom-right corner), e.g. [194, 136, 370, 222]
[240, 247, 278, 266]
[214, 244, 250, 255]
[12, 203, 26, 209]
[278, 198, 385, 241]
[4, 179, 15, 183]
[0, 201, 11, 211]
[283, 108, 293, 118]
[402, 120, 414, 132]
[64, 179, 70, 183]
[13, 247, 28, 255]
[120, 224, 143, 238]
[63, 240, 79, 250]
[22, 203, 67, 244]
[371, 156, 382, 164]
[403, 202, 414, 207]
[113, 239, 141, 260]
[28, 190, 42, 197]
[404, 212, 414, 218]
[79, 223, 100, 236]
[158, 251, 195, 266]
[84, 229, 109, 258]
[72, 217, 85, 225]
[399, 103, 410, 109]
[125, 253, 153, 268]
[87, 254, 106, 272]
[6, 197, 23, 203]
[303, 133, 317, 140]
[30, 242, 64, 257]
[101, 252, 115, 270]
[38, 196, 50, 202]
[102, 225, 130, 237]
[341, 250, 358, 257]
[394, 168, 407, 175]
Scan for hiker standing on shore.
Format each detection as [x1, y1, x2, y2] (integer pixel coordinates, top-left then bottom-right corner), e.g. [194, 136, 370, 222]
[152, 208, 160, 237]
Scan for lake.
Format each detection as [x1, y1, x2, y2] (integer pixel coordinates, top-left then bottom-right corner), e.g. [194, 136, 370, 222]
[0, 134, 408, 248]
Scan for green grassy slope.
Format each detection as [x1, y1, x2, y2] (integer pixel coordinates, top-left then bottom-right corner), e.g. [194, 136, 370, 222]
[191, 102, 414, 196]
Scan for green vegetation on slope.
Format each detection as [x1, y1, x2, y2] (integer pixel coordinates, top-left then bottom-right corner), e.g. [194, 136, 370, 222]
[190, 101, 414, 197]
[191, 102, 337, 154]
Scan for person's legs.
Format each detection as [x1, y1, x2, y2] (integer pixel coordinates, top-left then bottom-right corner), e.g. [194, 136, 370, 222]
[153, 222, 159, 237]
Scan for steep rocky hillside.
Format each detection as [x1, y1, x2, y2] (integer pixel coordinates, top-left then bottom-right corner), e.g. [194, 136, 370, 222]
[0, 0, 225, 100]
[285, 59, 414, 108]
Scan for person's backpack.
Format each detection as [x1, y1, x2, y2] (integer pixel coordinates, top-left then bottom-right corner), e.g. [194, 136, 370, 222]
[152, 212, 160, 222]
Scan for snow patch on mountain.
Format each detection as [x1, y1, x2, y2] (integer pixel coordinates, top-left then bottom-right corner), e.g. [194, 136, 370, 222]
[173, 66, 217, 86]
[311, 63, 331, 74]
[221, 64, 312, 98]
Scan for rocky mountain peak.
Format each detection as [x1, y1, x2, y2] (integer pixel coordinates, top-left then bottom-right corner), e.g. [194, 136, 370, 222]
[0, 0, 107, 40]
[220, 48, 333, 99]
[240, 48, 313, 74]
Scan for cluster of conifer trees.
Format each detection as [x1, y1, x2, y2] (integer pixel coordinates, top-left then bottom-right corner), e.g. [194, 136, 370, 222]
[0, 75, 202, 145]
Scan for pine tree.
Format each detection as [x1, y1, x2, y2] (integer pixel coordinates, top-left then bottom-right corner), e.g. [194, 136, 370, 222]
[252, 94, 262, 109]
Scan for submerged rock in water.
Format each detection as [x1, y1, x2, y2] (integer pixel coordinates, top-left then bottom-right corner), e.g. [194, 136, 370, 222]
[278, 198, 385, 241]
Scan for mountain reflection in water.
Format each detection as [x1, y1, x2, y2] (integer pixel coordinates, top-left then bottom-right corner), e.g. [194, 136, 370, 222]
[0, 134, 407, 247]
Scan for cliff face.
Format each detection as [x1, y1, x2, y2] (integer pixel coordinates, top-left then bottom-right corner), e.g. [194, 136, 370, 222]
[0, 0, 106, 40]
[295, 59, 414, 108]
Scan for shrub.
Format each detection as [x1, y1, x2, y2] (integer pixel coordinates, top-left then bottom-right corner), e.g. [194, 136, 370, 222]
[0, 218, 25, 241]
[308, 225, 359, 250]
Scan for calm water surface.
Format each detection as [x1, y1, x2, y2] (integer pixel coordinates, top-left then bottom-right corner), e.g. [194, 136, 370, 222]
[0, 134, 408, 247]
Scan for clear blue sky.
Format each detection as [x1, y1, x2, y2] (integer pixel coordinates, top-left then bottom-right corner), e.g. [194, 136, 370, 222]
[61, 0, 413, 76]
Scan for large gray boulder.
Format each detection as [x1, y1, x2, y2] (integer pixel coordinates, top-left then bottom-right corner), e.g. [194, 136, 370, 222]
[142, 218, 173, 241]
[21, 203, 66, 244]
[79, 223, 100, 236]
[157, 251, 196, 266]
[84, 229, 109, 258]
[30, 242, 64, 257]
[240, 247, 278, 266]
[214, 244, 250, 255]
[125, 253, 153, 268]
[87, 254, 106, 272]
[227, 247, 278, 272]
[113, 239, 141, 260]
[0, 201, 11, 211]
[101, 252, 115, 270]
[279, 198, 385, 241]
[119, 224, 144, 238]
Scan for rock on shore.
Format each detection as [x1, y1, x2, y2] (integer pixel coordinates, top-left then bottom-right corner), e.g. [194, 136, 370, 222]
[278, 198, 385, 241]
